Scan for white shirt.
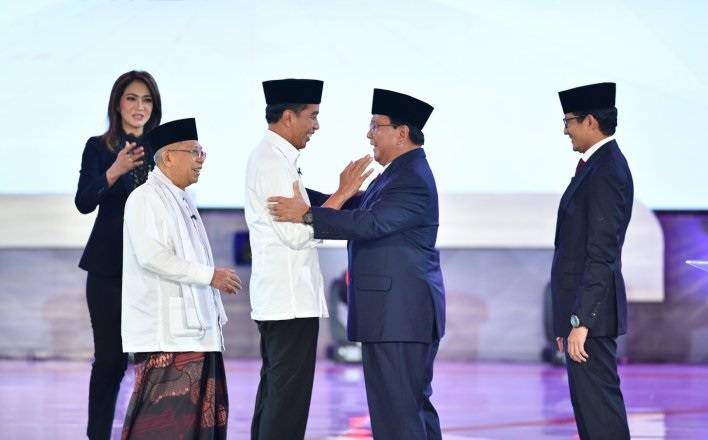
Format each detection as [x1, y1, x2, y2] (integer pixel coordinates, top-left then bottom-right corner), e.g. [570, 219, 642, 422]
[582, 135, 615, 162]
[244, 130, 328, 321]
[122, 167, 227, 353]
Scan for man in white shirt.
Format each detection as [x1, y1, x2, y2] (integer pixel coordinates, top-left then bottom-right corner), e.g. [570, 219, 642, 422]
[245, 79, 324, 440]
[245, 79, 371, 440]
[122, 118, 241, 440]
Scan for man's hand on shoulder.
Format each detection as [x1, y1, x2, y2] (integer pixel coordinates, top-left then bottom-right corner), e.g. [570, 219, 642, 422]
[268, 181, 310, 223]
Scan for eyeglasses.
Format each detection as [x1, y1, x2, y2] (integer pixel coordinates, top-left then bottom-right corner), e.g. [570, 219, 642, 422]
[168, 148, 207, 161]
[369, 121, 399, 132]
[562, 115, 585, 128]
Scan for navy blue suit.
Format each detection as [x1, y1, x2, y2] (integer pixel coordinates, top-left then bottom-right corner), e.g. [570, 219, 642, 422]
[76, 135, 154, 440]
[309, 148, 445, 439]
[551, 139, 632, 440]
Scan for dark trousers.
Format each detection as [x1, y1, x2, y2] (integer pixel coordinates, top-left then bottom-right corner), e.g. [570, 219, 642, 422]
[362, 340, 442, 440]
[565, 336, 630, 440]
[251, 318, 319, 440]
[85, 273, 128, 440]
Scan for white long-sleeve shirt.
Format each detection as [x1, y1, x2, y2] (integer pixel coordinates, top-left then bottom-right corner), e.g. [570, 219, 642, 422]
[244, 130, 328, 321]
[122, 167, 227, 353]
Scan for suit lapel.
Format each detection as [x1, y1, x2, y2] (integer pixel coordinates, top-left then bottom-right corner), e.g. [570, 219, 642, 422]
[361, 173, 381, 207]
[554, 140, 618, 242]
[361, 148, 426, 208]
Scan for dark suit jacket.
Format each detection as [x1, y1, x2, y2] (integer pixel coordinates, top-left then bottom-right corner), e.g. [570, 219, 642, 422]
[308, 148, 445, 343]
[551, 139, 633, 338]
[75, 136, 154, 277]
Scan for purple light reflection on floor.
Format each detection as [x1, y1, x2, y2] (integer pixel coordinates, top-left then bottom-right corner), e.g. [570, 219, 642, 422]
[1, 360, 707, 439]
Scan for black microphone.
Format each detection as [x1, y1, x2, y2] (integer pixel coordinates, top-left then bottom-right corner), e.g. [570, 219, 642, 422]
[184, 198, 197, 220]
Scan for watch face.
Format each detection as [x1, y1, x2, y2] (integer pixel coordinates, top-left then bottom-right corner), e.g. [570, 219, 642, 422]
[304, 212, 313, 225]
[570, 315, 580, 328]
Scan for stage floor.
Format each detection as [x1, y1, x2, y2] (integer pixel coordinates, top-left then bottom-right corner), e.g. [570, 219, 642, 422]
[1, 359, 707, 439]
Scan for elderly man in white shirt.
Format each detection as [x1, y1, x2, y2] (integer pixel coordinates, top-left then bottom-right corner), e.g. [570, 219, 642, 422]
[245, 79, 371, 440]
[121, 118, 241, 440]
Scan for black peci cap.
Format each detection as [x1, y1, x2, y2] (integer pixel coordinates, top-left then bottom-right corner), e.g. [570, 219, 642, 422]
[262, 79, 324, 105]
[371, 88, 433, 130]
[146, 118, 198, 150]
[558, 82, 616, 114]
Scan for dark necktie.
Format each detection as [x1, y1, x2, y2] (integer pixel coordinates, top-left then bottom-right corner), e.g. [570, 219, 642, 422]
[575, 158, 586, 176]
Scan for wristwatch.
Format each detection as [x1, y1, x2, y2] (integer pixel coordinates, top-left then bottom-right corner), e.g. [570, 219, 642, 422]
[303, 208, 313, 225]
[570, 314, 581, 328]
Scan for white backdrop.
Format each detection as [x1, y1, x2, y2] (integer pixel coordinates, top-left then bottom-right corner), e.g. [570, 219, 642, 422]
[1, 0, 707, 209]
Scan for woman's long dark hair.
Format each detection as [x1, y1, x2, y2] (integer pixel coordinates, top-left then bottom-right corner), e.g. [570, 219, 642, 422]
[99, 70, 162, 152]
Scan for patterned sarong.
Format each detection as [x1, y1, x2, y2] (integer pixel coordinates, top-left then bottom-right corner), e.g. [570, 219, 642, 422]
[121, 352, 228, 440]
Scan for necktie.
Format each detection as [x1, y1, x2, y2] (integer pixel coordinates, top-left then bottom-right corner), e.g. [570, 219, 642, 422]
[575, 158, 586, 176]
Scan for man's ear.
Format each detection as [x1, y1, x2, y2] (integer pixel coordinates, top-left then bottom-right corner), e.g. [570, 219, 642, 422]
[161, 149, 173, 168]
[282, 109, 294, 128]
[398, 124, 410, 144]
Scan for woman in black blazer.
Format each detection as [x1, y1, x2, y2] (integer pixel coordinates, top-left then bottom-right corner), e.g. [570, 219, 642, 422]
[75, 70, 162, 440]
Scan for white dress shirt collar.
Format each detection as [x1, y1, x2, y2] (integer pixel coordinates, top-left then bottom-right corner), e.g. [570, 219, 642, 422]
[582, 135, 615, 162]
[265, 129, 300, 169]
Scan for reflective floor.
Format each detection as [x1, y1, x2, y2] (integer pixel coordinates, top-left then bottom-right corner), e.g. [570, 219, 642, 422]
[1, 359, 707, 439]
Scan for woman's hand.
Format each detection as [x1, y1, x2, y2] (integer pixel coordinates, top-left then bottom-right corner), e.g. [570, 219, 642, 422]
[106, 141, 145, 187]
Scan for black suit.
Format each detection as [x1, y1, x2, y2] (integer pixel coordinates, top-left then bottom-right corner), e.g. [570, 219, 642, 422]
[75, 135, 153, 440]
[551, 139, 632, 439]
